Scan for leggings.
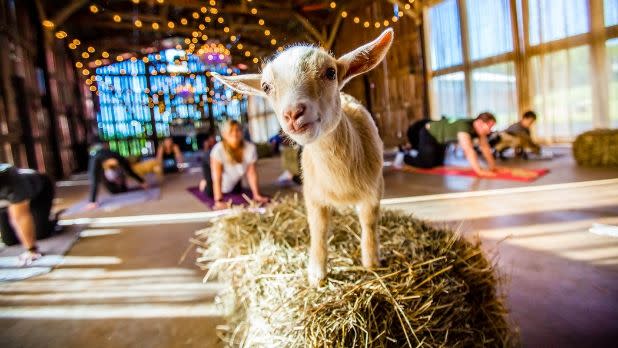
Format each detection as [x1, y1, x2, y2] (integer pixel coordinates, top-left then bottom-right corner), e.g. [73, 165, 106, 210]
[403, 126, 446, 169]
[201, 160, 242, 197]
[0, 175, 55, 246]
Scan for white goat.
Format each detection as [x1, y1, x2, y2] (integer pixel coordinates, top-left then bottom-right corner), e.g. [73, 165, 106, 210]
[213, 29, 394, 286]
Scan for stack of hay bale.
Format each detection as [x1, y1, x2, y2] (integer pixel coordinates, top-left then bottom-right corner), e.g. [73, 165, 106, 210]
[573, 129, 618, 166]
[195, 197, 516, 347]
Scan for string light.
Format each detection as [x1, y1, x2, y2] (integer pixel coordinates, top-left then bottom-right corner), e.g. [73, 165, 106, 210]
[87, 46, 95, 53]
[89, 5, 99, 13]
[167, 21, 175, 29]
[113, 14, 122, 22]
[180, 18, 188, 25]
[152, 22, 159, 30]
[330, 1, 404, 30]
[42, 20, 55, 29]
[55, 31, 67, 39]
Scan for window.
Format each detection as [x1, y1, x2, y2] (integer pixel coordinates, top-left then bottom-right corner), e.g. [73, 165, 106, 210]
[528, 0, 589, 45]
[95, 49, 245, 157]
[466, 0, 513, 60]
[471, 63, 517, 126]
[425, 0, 618, 141]
[608, 38, 618, 127]
[432, 72, 467, 118]
[429, 0, 463, 70]
[605, 0, 618, 27]
[529, 46, 593, 138]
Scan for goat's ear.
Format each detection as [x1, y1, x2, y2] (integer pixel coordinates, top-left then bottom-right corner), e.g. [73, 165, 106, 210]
[211, 72, 265, 97]
[336, 28, 394, 89]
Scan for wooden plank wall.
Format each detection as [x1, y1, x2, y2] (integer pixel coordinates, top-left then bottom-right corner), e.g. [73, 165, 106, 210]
[0, 0, 94, 177]
[332, 2, 426, 147]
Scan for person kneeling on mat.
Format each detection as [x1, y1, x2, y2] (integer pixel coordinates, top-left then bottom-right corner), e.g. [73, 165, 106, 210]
[200, 120, 268, 210]
[156, 137, 184, 174]
[0, 164, 58, 265]
[494, 111, 541, 159]
[87, 144, 148, 210]
[398, 112, 497, 176]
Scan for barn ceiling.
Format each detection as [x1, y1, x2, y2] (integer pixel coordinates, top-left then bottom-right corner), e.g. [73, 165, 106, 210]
[36, 0, 425, 69]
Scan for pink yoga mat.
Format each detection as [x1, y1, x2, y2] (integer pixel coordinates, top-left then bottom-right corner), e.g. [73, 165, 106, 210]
[401, 165, 549, 182]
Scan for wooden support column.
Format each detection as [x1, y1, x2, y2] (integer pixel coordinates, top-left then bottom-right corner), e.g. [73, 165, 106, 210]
[37, 26, 63, 177]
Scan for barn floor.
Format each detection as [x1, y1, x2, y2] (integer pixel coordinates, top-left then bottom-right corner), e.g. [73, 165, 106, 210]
[1, 146, 617, 348]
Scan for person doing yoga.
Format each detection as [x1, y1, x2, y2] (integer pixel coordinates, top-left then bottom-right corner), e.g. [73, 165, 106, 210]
[201, 120, 268, 210]
[400, 112, 497, 176]
[87, 144, 148, 209]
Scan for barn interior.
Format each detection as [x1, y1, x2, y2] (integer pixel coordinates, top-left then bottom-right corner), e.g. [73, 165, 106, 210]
[0, 1, 617, 347]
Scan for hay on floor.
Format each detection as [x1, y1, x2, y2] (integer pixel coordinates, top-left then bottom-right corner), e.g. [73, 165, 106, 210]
[573, 129, 618, 167]
[195, 197, 516, 347]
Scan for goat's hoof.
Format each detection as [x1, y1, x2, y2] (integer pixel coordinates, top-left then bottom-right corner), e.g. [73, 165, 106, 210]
[308, 264, 327, 287]
[362, 255, 381, 269]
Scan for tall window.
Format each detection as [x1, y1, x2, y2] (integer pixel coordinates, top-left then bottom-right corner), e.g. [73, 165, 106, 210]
[95, 49, 246, 157]
[427, 0, 517, 128]
[425, 0, 618, 141]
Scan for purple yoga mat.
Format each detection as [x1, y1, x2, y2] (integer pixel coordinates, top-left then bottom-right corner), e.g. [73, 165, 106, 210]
[187, 186, 252, 208]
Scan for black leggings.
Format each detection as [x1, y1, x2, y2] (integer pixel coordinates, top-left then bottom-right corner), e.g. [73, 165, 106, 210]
[403, 125, 446, 169]
[0, 175, 55, 246]
[201, 161, 242, 197]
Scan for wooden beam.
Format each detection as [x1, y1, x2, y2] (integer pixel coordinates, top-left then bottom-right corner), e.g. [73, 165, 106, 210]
[51, 0, 89, 27]
[324, 11, 344, 50]
[293, 12, 324, 43]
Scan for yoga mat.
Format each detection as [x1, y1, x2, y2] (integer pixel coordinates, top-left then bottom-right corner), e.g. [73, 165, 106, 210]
[0, 226, 80, 282]
[187, 186, 252, 208]
[401, 165, 549, 182]
[63, 187, 161, 216]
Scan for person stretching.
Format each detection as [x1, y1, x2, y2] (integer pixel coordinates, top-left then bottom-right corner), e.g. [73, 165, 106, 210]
[0, 164, 57, 265]
[156, 137, 184, 174]
[401, 112, 498, 176]
[87, 144, 147, 209]
[201, 120, 268, 210]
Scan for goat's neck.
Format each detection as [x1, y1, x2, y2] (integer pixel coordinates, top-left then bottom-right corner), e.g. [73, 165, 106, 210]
[307, 108, 359, 163]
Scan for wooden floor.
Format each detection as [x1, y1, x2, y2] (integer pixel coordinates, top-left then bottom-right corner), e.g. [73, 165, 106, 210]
[1, 147, 617, 347]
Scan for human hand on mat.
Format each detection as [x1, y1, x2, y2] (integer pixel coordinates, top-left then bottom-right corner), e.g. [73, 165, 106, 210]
[18, 250, 42, 266]
[253, 194, 270, 204]
[213, 201, 228, 210]
[86, 202, 99, 210]
[476, 169, 496, 177]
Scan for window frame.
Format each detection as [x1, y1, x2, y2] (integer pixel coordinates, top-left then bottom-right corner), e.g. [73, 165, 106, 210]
[423, 0, 618, 140]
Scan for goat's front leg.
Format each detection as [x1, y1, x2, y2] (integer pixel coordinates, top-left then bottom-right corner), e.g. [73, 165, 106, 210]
[306, 199, 329, 286]
[357, 201, 380, 268]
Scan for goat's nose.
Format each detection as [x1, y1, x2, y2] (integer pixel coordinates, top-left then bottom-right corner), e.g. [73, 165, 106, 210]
[283, 103, 306, 123]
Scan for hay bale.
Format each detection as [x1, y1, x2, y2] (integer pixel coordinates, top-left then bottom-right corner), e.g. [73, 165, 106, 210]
[573, 129, 618, 167]
[196, 197, 516, 347]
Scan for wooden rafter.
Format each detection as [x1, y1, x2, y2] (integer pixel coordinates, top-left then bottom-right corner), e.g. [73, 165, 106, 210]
[51, 0, 89, 27]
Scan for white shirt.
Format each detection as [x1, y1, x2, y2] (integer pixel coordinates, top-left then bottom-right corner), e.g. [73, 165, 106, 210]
[210, 142, 257, 193]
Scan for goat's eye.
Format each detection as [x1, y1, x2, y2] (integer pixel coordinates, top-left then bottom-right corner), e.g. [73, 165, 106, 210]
[261, 82, 271, 94]
[324, 67, 336, 81]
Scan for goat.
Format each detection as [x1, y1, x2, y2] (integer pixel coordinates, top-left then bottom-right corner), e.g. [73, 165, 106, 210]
[212, 29, 394, 286]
